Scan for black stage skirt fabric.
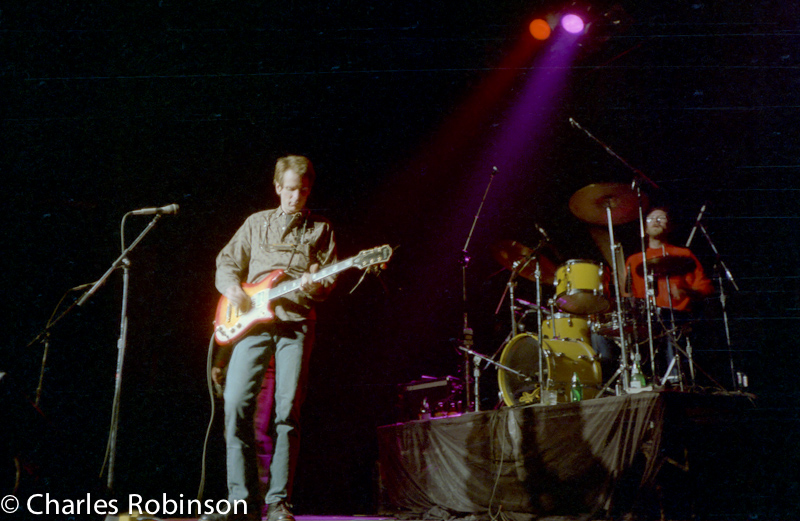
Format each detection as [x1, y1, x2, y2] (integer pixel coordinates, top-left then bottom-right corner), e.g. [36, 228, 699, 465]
[377, 391, 755, 520]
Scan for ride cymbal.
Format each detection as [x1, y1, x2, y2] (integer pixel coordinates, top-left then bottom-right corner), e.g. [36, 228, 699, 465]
[568, 182, 647, 226]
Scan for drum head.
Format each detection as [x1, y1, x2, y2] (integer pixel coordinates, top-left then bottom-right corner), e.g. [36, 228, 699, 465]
[498, 334, 543, 406]
[541, 339, 603, 401]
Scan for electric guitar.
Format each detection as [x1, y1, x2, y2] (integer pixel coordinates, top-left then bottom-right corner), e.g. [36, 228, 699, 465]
[213, 244, 393, 345]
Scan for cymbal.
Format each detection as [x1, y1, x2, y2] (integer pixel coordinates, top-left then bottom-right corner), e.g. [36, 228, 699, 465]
[491, 240, 558, 284]
[568, 182, 647, 225]
[635, 255, 696, 277]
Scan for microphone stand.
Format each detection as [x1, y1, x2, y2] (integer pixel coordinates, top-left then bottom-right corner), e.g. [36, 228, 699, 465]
[458, 345, 535, 382]
[77, 213, 164, 490]
[26, 282, 94, 407]
[459, 167, 498, 412]
[697, 221, 740, 390]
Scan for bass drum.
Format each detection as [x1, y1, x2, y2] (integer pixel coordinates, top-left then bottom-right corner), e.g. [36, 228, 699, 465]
[498, 333, 602, 406]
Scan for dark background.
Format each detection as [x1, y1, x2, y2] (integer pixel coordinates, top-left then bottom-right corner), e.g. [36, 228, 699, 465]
[2, 0, 798, 518]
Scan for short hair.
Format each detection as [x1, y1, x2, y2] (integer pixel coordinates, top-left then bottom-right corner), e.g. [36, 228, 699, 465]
[274, 155, 316, 187]
[646, 206, 671, 220]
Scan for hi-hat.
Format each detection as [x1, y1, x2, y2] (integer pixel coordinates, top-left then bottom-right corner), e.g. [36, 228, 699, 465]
[636, 255, 697, 277]
[569, 182, 647, 225]
[491, 240, 558, 284]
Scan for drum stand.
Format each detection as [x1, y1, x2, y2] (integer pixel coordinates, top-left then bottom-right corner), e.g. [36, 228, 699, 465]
[632, 178, 658, 380]
[567, 119, 663, 392]
[603, 204, 632, 391]
[489, 252, 548, 403]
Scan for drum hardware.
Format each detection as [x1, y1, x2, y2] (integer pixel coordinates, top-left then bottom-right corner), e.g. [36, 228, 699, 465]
[570, 181, 643, 393]
[491, 239, 554, 336]
[633, 323, 690, 345]
[491, 240, 559, 285]
[516, 298, 551, 317]
[491, 237, 555, 404]
[660, 350, 686, 390]
[591, 309, 642, 338]
[568, 118, 662, 391]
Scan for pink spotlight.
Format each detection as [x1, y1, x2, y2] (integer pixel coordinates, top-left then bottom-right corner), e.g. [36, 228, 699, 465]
[560, 14, 585, 34]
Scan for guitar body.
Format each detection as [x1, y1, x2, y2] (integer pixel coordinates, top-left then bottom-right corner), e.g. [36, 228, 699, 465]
[212, 244, 393, 346]
[214, 270, 285, 345]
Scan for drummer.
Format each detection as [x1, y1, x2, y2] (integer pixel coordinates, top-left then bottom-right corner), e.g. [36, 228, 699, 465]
[622, 207, 714, 381]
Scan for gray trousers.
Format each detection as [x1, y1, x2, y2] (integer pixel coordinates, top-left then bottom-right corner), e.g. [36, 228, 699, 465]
[223, 321, 313, 506]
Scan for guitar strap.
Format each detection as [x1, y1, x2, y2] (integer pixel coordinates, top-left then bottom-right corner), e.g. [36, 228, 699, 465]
[284, 210, 309, 272]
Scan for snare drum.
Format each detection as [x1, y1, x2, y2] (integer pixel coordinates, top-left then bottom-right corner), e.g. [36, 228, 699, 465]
[591, 298, 649, 339]
[541, 313, 591, 343]
[554, 259, 610, 315]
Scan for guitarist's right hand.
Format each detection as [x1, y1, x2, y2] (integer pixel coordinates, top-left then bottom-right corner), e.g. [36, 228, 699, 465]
[211, 367, 226, 397]
[223, 284, 251, 313]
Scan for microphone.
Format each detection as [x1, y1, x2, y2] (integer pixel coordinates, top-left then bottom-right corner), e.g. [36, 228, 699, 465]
[131, 204, 180, 216]
[535, 223, 550, 241]
[685, 203, 707, 247]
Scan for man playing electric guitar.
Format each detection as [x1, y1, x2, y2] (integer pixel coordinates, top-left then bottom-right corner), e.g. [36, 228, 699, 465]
[207, 155, 337, 521]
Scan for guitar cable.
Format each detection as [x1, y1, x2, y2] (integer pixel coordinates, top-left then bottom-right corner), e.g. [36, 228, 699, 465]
[196, 331, 219, 507]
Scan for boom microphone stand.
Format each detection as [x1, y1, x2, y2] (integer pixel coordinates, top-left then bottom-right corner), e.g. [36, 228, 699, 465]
[697, 221, 740, 390]
[77, 212, 167, 490]
[459, 167, 498, 412]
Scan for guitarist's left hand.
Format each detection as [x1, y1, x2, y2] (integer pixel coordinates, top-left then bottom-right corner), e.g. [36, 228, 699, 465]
[300, 264, 323, 295]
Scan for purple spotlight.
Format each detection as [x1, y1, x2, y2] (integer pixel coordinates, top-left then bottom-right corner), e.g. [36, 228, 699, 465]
[561, 14, 585, 34]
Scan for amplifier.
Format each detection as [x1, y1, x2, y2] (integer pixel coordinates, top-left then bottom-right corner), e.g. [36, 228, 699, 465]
[397, 375, 463, 422]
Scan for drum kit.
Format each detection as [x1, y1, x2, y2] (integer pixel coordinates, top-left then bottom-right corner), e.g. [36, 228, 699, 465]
[453, 121, 741, 410]
[488, 182, 706, 406]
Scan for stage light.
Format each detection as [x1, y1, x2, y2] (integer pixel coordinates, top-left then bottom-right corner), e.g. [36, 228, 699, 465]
[529, 18, 552, 40]
[560, 13, 585, 34]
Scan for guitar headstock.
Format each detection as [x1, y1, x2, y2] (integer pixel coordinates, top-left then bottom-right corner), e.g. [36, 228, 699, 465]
[353, 244, 393, 270]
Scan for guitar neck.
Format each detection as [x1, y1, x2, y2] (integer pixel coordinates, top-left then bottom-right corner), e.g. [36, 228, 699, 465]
[269, 257, 354, 300]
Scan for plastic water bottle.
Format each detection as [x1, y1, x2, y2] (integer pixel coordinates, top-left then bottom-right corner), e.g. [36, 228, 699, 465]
[570, 372, 583, 402]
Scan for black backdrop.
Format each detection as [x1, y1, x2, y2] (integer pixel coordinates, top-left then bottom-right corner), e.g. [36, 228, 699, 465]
[2, 0, 799, 517]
